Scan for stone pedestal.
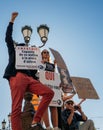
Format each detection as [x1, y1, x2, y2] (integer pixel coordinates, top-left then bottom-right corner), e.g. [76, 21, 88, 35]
[21, 92, 35, 130]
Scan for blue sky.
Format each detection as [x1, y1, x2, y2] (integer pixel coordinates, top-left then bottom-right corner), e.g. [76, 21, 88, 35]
[0, 0, 103, 129]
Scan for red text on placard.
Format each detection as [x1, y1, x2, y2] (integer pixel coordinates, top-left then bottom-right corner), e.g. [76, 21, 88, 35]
[45, 71, 54, 80]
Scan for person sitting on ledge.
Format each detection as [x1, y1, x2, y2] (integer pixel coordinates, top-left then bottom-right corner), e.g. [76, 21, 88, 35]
[61, 99, 95, 130]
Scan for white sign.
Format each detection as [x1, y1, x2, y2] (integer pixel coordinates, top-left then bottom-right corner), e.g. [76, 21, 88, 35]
[15, 46, 42, 70]
[39, 70, 63, 107]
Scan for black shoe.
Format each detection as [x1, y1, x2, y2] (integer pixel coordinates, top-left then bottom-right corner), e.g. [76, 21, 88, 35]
[30, 123, 46, 130]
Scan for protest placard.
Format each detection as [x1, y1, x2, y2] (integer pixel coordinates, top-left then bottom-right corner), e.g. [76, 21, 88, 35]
[15, 46, 42, 70]
[39, 70, 63, 107]
[49, 48, 75, 93]
[71, 77, 99, 99]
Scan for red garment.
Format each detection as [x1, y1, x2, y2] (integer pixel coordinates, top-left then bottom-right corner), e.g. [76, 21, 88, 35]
[9, 72, 54, 130]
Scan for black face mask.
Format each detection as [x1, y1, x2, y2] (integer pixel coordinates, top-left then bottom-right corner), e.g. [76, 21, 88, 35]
[16, 43, 26, 46]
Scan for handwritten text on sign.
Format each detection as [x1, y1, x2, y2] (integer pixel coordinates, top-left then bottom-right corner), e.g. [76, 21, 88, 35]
[15, 46, 42, 70]
[39, 70, 63, 107]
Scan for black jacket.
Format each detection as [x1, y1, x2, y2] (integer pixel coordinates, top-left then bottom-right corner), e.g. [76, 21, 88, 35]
[45, 62, 55, 72]
[3, 22, 37, 80]
[61, 109, 86, 130]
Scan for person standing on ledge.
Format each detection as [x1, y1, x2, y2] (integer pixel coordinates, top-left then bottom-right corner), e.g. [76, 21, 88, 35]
[41, 49, 59, 130]
[3, 12, 54, 130]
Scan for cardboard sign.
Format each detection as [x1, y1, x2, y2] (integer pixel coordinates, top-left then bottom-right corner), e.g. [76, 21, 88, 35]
[49, 48, 75, 93]
[71, 77, 99, 99]
[39, 70, 63, 107]
[15, 46, 42, 70]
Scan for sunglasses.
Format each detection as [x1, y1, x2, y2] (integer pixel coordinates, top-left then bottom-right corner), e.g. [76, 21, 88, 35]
[42, 51, 49, 54]
[66, 102, 73, 105]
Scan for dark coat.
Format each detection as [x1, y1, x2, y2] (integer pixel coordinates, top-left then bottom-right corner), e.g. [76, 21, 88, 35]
[3, 22, 37, 80]
[61, 109, 86, 130]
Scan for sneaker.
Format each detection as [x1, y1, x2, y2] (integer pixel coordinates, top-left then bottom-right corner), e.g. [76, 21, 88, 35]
[46, 126, 53, 130]
[53, 127, 61, 130]
[30, 123, 46, 130]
